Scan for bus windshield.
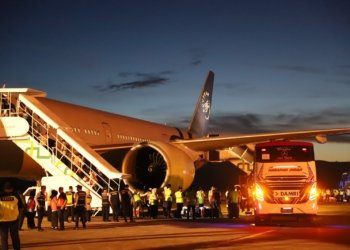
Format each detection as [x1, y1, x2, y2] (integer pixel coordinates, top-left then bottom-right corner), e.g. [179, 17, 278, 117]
[255, 143, 314, 163]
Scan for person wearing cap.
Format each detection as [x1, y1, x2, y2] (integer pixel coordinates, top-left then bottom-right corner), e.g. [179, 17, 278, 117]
[74, 185, 86, 229]
[0, 181, 22, 250]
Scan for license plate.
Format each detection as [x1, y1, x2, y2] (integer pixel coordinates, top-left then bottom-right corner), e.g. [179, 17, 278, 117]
[281, 207, 293, 214]
[274, 190, 300, 198]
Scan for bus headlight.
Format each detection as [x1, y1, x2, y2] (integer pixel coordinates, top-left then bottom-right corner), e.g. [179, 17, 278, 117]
[309, 183, 317, 201]
[255, 183, 264, 202]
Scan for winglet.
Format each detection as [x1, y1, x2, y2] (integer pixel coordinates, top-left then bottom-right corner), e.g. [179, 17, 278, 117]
[188, 71, 214, 138]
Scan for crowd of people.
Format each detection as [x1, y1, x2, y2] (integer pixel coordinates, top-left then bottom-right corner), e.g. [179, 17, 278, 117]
[0, 180, 254, 250]
[319, 188, 350, 203]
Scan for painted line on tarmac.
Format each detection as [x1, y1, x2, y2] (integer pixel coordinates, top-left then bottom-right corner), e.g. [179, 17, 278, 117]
[230, 229, 276, 242]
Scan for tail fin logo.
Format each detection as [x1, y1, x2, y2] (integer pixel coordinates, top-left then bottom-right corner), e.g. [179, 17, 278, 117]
[201, 91, 211, 120]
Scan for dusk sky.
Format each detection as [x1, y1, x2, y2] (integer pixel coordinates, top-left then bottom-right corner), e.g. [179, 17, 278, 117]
[1, 0, 349, 161]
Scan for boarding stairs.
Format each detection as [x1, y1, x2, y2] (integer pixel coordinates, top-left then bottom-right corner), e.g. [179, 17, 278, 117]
[220, 146, 254, 175]
[0, 88, 128, 211]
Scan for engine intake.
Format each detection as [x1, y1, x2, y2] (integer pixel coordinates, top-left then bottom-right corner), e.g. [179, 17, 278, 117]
[122, 141, 195, 191]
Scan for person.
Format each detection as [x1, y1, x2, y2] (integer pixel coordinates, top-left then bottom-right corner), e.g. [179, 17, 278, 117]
[26, 190, 36, 229]
[226, 185, 240, 219]
[133, 191, 142, 218]
[209, 186, 220, 219]
[109, 187, 121, 221]
[163, 184, 172, 218]
[17, 192, 26, 231]
[120, 185, 134, 222]
[140, 188, 152, 218]
[185, 189, 196, 220]
[174, 187, 184, 218]
[50, 190, 58, 230]
[74, 185, 86, 229]
[149, 188, 158, 219]
[57, 187, 67, 230]
[35, 185, 47, 231]
[64, 186, 75, 222]
[101, 188, 110, 222]
[0, 181, 22, 250]
[85, 190, 93, 222]
[196, 187, 205, 217]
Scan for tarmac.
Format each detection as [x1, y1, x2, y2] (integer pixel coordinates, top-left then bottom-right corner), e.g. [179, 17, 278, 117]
[16, 208, 255, 250]
[11, 203, 350, 250]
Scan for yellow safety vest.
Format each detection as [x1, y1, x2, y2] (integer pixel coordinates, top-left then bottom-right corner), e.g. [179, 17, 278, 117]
[66, 192, 74, 205]
[149, 193, 157, 205]
[0, 195, 19, 222]
[134, 193, 141, 202]
[164, 189, 172, 202]
[197, 190, 204, 204]
[175, 191, 183, 203]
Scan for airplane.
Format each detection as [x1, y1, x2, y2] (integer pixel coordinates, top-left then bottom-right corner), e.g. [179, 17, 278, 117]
[1, 71, 350, 192]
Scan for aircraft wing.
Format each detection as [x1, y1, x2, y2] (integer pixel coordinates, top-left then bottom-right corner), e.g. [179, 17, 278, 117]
[173, 127, 350, 151]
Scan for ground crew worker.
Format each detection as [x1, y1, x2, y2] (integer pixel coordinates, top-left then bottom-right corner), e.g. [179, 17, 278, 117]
[57, 187, 67, 230]
[133, 191, 142, 218]
[109, 187, 121, 221]
[101, 188, 110, 221]
[85, 190, 93, 222]
[65, 186, 75, 222]
[227, 185, 240, 219]
[74, 185, 86, 229]
[149, 188, 158, 219]
[174, 187, 184, 218]
[0, 181, 22, 250]
[196, 187, 205, 217]
[185, 189, 196, 220]
[35, 185, 47, 231]
[120, 185, 134, 222]
[164, 184, 172, 218]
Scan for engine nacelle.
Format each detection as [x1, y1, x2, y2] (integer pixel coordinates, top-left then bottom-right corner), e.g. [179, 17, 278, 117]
[122, 141, 195, 191]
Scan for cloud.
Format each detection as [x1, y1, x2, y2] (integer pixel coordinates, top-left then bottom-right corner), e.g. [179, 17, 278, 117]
[93, 71, 172, 92]
[274, 65, 325, 74]
[171, 108, 350, 142]
[188, 48, 206, 66]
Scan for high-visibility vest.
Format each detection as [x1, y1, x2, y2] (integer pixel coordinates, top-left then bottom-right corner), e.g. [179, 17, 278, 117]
[149, 193, 157, 205]
[133, 193, 141, 202]
[66, 191, 74, 206]
[76, 191, 86, 207]
[196, 190, 205, 204]
[228, 190, 240, 203]
[102, 192, 109, 205]
[0, 195, 19, 222]
[175, 191, 183, 203]
[164, 188, 172, 202]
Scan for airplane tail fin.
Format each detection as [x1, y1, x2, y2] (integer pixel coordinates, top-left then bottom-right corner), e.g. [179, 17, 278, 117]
[188, 70, 214, 138]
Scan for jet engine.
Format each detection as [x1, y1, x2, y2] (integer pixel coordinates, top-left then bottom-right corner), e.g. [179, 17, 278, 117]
[122, 141, 196, 191]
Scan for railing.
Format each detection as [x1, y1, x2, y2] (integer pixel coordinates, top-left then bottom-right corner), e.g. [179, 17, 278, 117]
[0, 89, 123, 195]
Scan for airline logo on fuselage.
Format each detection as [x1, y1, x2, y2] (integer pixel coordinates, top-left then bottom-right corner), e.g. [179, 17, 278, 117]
[201, 91, 211, 120]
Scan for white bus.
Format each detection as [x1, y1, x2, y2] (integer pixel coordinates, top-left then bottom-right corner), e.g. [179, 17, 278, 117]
[252, 141, 318, 223]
